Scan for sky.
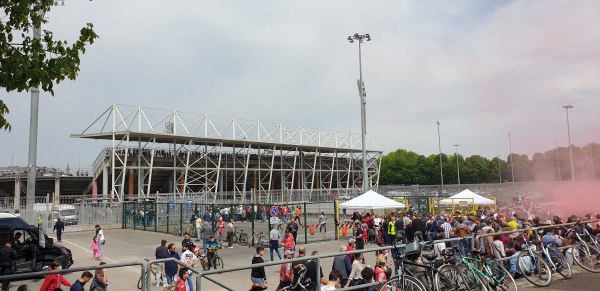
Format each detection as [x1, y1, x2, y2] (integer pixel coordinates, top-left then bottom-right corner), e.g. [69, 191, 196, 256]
[1, 0, 600, 171]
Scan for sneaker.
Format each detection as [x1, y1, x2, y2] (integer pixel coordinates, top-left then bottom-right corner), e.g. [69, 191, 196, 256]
[228, 246, 234, 248]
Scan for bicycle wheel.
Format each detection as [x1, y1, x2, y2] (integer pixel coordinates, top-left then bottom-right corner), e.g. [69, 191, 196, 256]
[517, 251, 551, 287]
[548, 245, 572, 279]
[483, 258, 518, 291]
[569, 243, 600, 273]
[435, 264, 469, 291]
[380, 275, 428, 291]
[457, 264, 489, 291]
[239, 234, 248, 245]
[137, 275, 142, 289]
[214, 256, 224, 269]
[232, 233, 238, 244]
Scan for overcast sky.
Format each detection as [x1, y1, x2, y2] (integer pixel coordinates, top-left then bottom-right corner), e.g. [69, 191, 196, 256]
[2, 0, 599, 170]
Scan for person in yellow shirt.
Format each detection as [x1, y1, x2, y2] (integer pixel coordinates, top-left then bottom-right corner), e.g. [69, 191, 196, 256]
[507, 218, 518, 230]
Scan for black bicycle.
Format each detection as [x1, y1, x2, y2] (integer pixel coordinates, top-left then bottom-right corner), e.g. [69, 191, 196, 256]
[381, 238, 469, 291]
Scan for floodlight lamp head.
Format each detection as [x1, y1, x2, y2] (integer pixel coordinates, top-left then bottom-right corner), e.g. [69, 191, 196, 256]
[354, 33, 359, 38]
[347, 36, 354, 43]
[563, 105, 573, 109]
[365, 34, 371, 41]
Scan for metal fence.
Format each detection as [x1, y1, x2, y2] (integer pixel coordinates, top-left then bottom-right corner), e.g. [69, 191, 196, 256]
[122, 200, 338, 245]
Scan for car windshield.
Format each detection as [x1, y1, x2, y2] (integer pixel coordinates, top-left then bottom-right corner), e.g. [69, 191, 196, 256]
[60, 209, 76, 216]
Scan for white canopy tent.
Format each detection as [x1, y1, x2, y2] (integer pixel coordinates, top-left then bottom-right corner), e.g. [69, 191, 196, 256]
[439, 189, 495, 205]
[339, 190, 406, 210]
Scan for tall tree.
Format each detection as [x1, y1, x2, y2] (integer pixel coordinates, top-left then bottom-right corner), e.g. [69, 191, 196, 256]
[0, 0, 98, 131]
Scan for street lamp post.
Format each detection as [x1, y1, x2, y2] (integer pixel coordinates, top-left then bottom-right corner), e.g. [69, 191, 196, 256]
[509, 132, 515, 183]
[563, 105, 575, 183]
[497, 155, 501, 184]
[348, 33, 371, 194]
[436, 121, 443, 194]
[454, 144, 461, 188]
[555, 140, 561, 181]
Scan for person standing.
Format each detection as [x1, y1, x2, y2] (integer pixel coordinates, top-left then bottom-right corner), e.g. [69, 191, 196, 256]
[154, 239, 168, 287]
[287, 220, 299, 245]
[53, 218, 65, 243]
[90, 235, 100, 260]
[294, 206, 302, 225]
[276, 250, 294, 290]
[40, 261, 72, 291]
[174, 268, 189, 291]
[162, 243, 181, 285]
[332, 245, 352, 288]
[94, 225, 105, 259]
[69, 271, 93, 291]
[282, 229, 295, 255]
[194, 215, 202, 242]
[180, 244, 197, 291]
[269, 225, 282, 261]
[200, 221, 213, 255]
[226, 219, 235, 248]
[89, 261, 109, 291]
[250, 247, 267, 286]
[319, 212, 327, 233]
[216, 217, 226, 242]
[0, 242, 18, 291]
[37, 214, 43, 229]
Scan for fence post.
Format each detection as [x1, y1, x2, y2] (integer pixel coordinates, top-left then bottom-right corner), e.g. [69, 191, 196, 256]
[133, 202, 137, 230]
[304, 202, 308, 245]
[143, 203, 147, 231]
[251, 203, 255, 246]
[154, 200, 157, 232]
[121, 202, 126, 229]
[180, 203, 183, 234]
[334, 200, 339, 240]
[166, 203, 170, 235]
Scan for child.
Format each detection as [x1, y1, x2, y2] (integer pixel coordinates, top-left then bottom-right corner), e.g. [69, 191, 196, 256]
[91, 235, 101, 260]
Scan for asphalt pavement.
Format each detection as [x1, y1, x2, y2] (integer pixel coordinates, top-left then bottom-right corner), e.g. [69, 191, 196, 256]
[5, 228, 600, 290]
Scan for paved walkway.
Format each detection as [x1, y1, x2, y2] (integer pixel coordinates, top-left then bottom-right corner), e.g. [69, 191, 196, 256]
[6, 228, 600, 290]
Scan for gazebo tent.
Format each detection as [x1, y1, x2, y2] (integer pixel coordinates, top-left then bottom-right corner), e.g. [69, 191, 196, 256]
[439, 189, 495, 205]
[339, 190, 406, 210]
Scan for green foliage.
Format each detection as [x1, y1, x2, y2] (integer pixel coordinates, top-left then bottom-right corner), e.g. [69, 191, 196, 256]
[0, 0, 98, 131]
[380, 143, 599, 185]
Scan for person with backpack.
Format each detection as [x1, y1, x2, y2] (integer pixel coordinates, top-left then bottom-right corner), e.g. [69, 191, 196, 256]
[353, 221, 365, 250]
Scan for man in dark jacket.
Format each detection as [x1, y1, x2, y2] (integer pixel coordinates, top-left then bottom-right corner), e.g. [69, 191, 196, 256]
[411, 215, 426, 241]
[53, 218, 65, 242]
[69, 271, 93, 291]
[0, 242, 18, 291]
[332, 245, 352, 288]
[251, 247, 267, 286]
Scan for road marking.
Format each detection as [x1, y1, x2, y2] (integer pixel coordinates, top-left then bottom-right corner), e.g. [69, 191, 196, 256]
[60, 239, 140, 272]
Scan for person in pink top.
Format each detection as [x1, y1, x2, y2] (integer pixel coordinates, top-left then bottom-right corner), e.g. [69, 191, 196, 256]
[91, 235, 101, 260]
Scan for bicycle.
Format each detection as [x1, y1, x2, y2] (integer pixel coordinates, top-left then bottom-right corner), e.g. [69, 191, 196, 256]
[199, 249, 224, 270]
[514, 232, 552, 287]
[137, 259, 159, 290]
[249, 231, 269, 247]
[453, 238, 518, 291]
[392, 239, 470, 291]
[233, 229, 249, 245]
[565, 224, 600, 273]
[172, 224, 183, 236]
[279, 263, 315, 291]
[379, 238, 427, 291]
[538, 234, 572, 279]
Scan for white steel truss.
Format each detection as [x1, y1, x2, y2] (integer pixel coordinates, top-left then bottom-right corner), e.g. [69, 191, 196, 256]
[73, 104, 383, 203]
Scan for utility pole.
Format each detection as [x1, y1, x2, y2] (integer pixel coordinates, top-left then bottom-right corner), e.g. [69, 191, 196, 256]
[555, 140, 561, 181]
[563, 105, 575, 183]
[454, 144, 461, 189]
[509, 132, 515, 183]
[436, 121, 443, 195]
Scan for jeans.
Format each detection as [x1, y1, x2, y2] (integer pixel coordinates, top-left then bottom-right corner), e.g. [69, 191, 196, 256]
[99, 240, 105, 257]
[428, 231, 438, 242]
[203, 239, 209, 254]
[459, 238, 470, 257]
[155, 264, 166, 286]
[166, 275, 174, 285]
[186, 272, 194, 290]
[508, 252, 532, 275]
[251, 277, 265, 285]
[270, 240, 282, 261]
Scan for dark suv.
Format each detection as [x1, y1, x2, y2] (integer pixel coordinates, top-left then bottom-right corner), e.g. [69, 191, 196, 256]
[0, 213, 73, 272]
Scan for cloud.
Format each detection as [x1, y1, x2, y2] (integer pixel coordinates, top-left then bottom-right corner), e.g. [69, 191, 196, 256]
[1, 0, 599, 172]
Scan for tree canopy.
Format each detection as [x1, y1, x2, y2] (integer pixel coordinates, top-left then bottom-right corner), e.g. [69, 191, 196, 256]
[0, 0, 98, 131]
[380, 143, 599, 185]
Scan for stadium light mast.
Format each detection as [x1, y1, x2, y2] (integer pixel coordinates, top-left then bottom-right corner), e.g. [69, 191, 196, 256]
[436, 121, 444, 194]
[348, 33, 371, 194]
[509, 132, 515, 183]
[563, 105, 575, 183]
[555, 140, 562, 181]
[497, 155, 501, 183]
[454, 144, 461, 189]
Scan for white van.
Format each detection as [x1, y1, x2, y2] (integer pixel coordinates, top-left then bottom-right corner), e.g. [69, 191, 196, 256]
[33, 203, 78, 225]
